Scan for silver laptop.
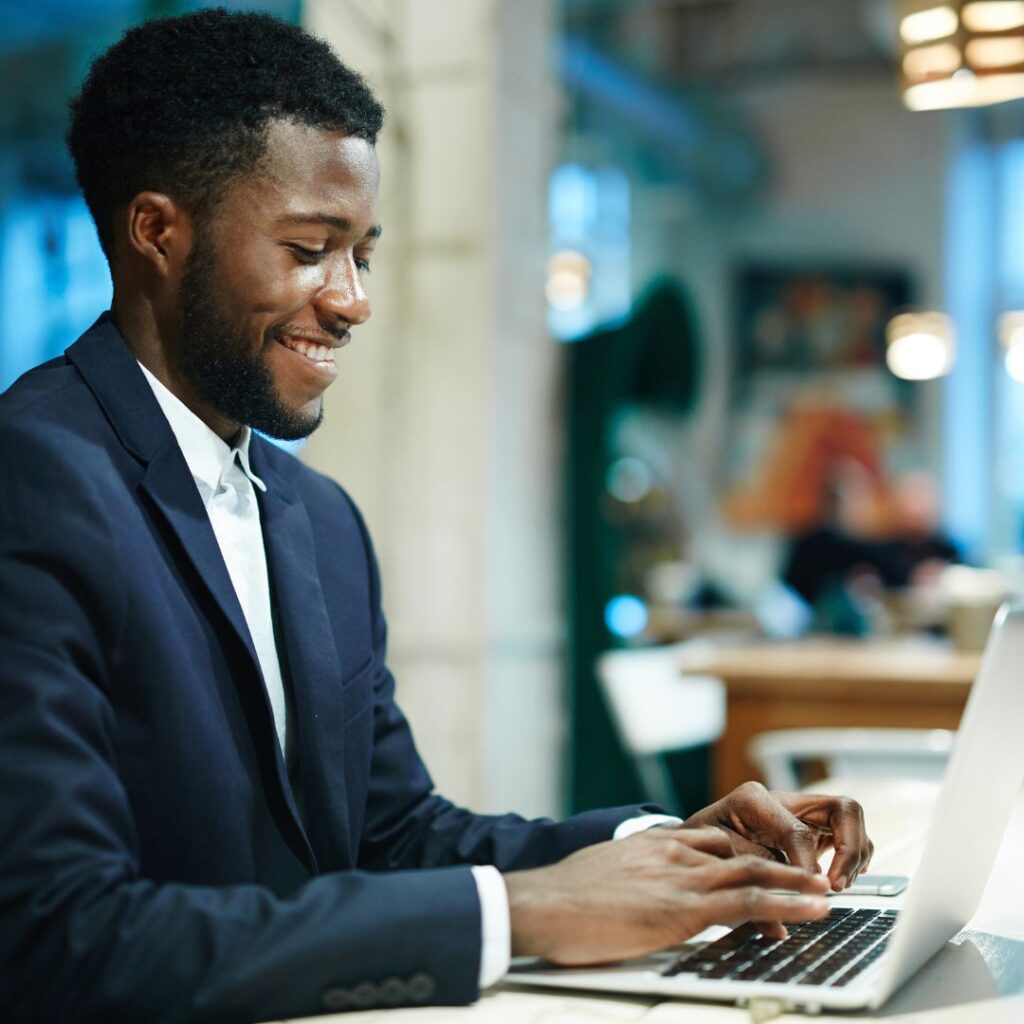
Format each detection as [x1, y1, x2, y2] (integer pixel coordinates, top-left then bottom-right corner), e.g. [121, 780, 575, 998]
[508, 602, 1024, 1013]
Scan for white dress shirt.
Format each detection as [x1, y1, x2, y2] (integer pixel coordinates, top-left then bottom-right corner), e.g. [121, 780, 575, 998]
[138, 363, 681, 989]
[138, 364, 291, 761]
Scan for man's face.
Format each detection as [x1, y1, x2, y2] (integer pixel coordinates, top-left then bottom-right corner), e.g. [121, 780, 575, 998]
[176, 120, 380, 440]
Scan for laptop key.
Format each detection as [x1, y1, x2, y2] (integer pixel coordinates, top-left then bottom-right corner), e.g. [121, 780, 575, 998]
[664, 909, 898, 986]
[729, 960, 780, 982]
[661, 925, 765, 976]
[832, 939, 891, 986]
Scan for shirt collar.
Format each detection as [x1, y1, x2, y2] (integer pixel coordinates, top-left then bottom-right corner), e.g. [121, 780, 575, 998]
[137, 361, 267, 502]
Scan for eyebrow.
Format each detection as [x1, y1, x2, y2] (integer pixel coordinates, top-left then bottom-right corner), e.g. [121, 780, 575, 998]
[276, 213, 382, 239]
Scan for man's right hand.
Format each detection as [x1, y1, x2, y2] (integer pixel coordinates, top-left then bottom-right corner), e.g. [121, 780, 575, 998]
[503, 826, 830, 967]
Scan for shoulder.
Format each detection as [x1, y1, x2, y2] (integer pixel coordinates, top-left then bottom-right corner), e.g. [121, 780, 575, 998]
[1, 355, 117, 452]
[0, 357, 136, 530]
[1, 356, 82, 429]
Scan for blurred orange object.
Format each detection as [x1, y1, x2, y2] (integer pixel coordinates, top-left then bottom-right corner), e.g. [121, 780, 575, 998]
[722, 404, 891, 534]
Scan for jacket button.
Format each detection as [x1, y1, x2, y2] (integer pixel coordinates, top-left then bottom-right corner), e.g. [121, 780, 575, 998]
[408, 971, 436, 1003]
[351, 980, 378, 1008]
[379, 976, 408, 1005]
[322, 986, 352, 1011]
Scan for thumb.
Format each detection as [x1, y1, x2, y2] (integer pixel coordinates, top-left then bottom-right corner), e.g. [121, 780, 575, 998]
[774, 813, 824, 872]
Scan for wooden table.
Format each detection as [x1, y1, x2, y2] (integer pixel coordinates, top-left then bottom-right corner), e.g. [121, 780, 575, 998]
[675, 638, 981, 797]
[276, 776, 1024, 1023]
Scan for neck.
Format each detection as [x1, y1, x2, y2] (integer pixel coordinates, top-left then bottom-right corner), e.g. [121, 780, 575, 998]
[110, 291, 241, 443]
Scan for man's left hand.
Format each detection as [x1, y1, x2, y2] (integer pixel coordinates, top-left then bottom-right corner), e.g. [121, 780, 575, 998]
[681, 781, 874, 893]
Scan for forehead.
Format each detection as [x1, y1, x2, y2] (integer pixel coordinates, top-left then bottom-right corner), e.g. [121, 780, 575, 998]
[221, 119, 380, 226]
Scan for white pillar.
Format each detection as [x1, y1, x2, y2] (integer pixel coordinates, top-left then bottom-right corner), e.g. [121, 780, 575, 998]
[304, 0, 563, 816]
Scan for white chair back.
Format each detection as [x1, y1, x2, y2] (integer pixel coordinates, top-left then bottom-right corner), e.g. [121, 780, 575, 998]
[596, 643, 726, 811]
[749, 727, 956, 791]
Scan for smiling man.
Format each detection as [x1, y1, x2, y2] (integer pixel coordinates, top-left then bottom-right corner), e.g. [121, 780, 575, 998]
[0, 10, 871, 1023]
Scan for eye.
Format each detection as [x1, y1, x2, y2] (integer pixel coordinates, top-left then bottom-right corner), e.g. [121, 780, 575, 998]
[355, 257, 372, 273]
[287, 244, 325, 264]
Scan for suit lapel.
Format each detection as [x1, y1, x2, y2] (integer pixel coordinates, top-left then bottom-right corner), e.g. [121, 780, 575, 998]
[67, 317, 317, 871]
[254, 447, 353, 870]
[139, 442, 260, 670]
[66, 320, 257, 667]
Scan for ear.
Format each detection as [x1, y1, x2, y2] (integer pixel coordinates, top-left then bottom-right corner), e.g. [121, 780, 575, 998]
[124, 191, 193, 276]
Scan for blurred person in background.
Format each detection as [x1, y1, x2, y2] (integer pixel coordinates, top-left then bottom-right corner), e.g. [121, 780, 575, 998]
[0, 10, 872, 1021]
[783, 465, 960, 634]
[724, 400, 959, 634]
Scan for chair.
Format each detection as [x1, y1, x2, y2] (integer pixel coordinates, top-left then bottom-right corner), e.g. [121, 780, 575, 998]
[748, 727, 956, 791]
[596, 643, 726, 814]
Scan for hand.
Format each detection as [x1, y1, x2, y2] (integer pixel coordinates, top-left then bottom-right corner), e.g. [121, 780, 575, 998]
[504, 826, 829, 966]
[682, 781, 874, 892]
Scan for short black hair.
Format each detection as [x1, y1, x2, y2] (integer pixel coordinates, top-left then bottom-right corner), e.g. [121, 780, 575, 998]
[67, 7, 385, 260]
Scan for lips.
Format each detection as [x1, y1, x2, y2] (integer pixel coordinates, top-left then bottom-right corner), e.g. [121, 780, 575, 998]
[276, 334, 342, 364]
[273, 332, 345, 384]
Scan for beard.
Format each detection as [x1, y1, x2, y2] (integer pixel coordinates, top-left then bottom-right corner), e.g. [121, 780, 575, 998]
[176, 229, 324, 441]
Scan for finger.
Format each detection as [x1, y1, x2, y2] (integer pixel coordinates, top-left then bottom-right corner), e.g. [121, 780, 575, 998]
[638, 829, 721, 867]
[692, 855, 831, 895]
[755, 920, 789, 940]
[673, 826, 735, 859]
[777, 792, 873, 890]
[862, 837, 874, 875]
[660, 839, 722, 868]
[721, 784, 826, 873]
[724, 834, 784, 862]
[822, 798, 871, 889]
[642, 825, 734, 861]
[694, 889, 829, 931]
[758, 805, 824, 874]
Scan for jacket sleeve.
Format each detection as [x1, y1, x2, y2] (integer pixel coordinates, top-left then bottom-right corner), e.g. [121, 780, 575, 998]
[0, 429, 483, 1024]
[341, 490, 661, 875]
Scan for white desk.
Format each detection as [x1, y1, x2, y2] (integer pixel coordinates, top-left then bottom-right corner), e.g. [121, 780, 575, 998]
[278, 778, 1024, 1023]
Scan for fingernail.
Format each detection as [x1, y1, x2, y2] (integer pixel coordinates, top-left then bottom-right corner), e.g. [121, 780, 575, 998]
[835, 875, 847, 891]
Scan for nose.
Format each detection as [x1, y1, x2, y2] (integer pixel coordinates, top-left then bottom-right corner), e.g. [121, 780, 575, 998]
[315, 254, 371, 328]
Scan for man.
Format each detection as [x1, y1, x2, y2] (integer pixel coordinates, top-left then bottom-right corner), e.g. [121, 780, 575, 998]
[0, 10, 872, 1022]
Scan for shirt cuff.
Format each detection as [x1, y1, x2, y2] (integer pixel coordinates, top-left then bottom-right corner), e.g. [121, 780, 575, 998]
[613, 813, 684, 840]
[471, 865, 511, 989]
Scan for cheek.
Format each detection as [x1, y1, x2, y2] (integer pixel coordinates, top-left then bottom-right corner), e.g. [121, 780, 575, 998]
[220, 259, 320, 334]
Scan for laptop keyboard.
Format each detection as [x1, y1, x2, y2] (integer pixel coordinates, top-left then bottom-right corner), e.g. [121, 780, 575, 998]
[661, 908, 898, 988]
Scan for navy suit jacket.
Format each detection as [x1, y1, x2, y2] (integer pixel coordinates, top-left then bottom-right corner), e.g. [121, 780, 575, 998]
[0, 317, 649, 1023]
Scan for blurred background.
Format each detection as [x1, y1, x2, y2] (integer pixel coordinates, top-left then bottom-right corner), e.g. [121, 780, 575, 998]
[4, 0, 1024, 819]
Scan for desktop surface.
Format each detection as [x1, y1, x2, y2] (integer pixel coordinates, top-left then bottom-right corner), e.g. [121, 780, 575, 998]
[273, 776, 1024, 1023]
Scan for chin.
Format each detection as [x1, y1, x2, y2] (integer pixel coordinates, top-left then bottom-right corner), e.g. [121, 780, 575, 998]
[264, 400, 324, 441]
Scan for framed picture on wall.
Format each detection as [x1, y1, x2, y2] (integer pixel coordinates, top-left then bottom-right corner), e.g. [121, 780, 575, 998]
[735, 264, 913, 385]
[722, 263, 918, 532]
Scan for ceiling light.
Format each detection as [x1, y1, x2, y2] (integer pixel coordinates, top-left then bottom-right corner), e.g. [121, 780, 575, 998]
[998, 311, 1024, 349]
[885, 312, 956, 380]
[998, 311, 1024, 382]
[546, 250, 591, 310]
[962, 1, 1024, 31]
[1005, 344, 1024, 382]
[900, 1, 1024, 109]
[900, 4, 960, 43]
[965, 36, 1024, 67]
[903, 41, 963, 77]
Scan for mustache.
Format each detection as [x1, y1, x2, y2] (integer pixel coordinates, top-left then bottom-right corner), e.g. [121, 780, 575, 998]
[269, 322, 349, 345]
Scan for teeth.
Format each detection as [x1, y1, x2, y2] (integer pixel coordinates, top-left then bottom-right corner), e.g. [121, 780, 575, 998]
[281, 337, 334, 363]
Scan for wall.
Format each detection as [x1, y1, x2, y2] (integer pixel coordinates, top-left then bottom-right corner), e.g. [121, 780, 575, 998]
[631, 74, 950, 492]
